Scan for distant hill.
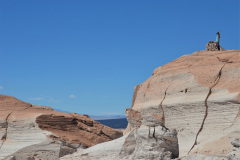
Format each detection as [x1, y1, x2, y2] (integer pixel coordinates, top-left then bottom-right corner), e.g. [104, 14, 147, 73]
[96, 118, 128, 129]
[53, 109, 126, 121]
[54, 108, 127, 129]
[54, 108, 70, 113]
[90, 115, 126, 120]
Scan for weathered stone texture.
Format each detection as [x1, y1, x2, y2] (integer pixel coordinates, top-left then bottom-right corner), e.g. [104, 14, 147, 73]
[0, 95, 122, 160]
[61, 50, 240, 160]
[126, 50, 240, 158]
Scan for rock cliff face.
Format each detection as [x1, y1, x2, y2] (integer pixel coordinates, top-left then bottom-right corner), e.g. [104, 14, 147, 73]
[124, 49, 240, 159]
[0, 95, 122, 160]
[60, 50, 240, 160]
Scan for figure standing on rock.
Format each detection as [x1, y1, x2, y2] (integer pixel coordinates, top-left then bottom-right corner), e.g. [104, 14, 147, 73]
[216, 31, 220, 50]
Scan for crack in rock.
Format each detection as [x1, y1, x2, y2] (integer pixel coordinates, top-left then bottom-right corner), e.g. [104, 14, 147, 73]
[158, 81, 172, 127]
[0, 112, 13, 150]
[148, 126, 150, 138]
[0, 106, 32, 151]
[97, 126, 114, 140]
[188, 63, 226, 154]
[153, 126, 156, 139]
[223, 106, 240, 131]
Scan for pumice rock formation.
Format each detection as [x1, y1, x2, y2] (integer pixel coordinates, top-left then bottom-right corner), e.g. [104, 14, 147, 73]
[0, 95, 122, 160]
[60, 50, 240, 160]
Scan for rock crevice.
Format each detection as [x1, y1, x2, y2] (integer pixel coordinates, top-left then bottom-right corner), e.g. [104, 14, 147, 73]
[123, 50, 240, 158]
[188, 62, 227, 154]
[0, 112, 12, 150]
[158, 81, 172, 127]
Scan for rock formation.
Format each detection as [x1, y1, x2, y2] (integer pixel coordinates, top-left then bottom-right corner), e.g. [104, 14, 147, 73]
[60, 49, 240, 160]
[0, 95, 122, 160]
[205, 41, 223, 51]
[123, 49, 240, 158]
[1, 49, 239, 160]
[120, 109, 179, 159]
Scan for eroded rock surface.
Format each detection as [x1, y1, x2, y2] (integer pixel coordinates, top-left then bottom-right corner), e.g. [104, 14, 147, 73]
[61, 133, 129, 160]
[120, 108, 179, 159]
[125, 50, 240, 158]
[59, 50, 240, 160]
[61, 50, 240, 160]
[2, 49, 240, 160]
[0, 95, 122, 160]
[120, 126, 178, 160]
[180, 139, 240, 160]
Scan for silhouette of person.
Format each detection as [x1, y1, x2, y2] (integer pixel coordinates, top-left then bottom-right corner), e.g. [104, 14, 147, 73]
[216, 32, 220, 50]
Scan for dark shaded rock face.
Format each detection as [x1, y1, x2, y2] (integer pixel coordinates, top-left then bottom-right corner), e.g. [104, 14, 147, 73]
[36, 113, 123, 148]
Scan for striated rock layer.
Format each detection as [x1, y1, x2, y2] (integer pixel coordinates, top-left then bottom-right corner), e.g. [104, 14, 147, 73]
[124, 49, 240, 158]
[0, 95, 122, 160]
[2, 49, 240, 160]
[61, 50, 240, 160]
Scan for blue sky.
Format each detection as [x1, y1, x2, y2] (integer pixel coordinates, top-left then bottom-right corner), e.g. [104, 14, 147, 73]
[0, 0, 239, 115]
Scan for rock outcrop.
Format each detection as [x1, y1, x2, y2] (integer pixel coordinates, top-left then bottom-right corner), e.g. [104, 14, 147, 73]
[60, 49, 240, 160]
[123, 49, 240, 159]
[2, 49, 240, 160]
[205, 41, 223, 51]
[0, 95, 122, 160]
[120, 109, 179, 159]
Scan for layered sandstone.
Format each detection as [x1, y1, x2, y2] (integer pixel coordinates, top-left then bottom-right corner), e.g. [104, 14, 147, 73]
[1, 49, 240, 160]
[124, 49, 240, 158]
[60, 50, 240, 160]
[0, 95, 122, 160]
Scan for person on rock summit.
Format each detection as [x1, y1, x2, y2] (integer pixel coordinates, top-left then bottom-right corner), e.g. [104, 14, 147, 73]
[216, 31, 220, 50]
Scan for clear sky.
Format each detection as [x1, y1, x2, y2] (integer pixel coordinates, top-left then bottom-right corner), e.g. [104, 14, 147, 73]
[0, 0, 239, 116]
